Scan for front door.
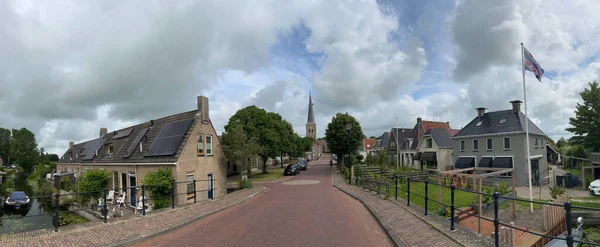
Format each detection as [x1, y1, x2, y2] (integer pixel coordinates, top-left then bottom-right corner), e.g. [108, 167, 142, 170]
[531, 159, 540, 186]
[207, 173, 214, 200]
[129, 173, 136, 207]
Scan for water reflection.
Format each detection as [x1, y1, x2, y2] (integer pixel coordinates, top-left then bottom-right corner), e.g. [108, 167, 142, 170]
[1, 173, 54, 234]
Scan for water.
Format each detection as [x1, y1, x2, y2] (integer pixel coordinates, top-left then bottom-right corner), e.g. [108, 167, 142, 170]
[0, 172, 54, 234]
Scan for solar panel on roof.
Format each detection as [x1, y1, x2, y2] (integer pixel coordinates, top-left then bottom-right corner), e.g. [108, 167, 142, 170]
[113, 128, 134, 139]
[124, 127, 149, 158]
[145, 118, 193, 157]
[83, 138, 105, 160]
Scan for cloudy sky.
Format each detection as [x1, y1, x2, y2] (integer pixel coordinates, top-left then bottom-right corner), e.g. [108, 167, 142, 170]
[2, 0, 600, 155]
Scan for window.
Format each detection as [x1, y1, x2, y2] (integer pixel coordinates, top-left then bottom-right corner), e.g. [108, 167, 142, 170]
[197, 135, 204, 155]
[107, 144, 114, 155]
[69, 152, 73, 160]
[486, 138, 493, 150]
[426, 138, 433, 148]
[475, 121, 483, 127]
[186, 172, 194, 199]
[473, 139, 479, 151]
[460, 140, 465, 151]
[206, 135, 213, 155]
[499, 118, 507, 124]
[534, 137, 539, 147]
[504, 137, 511, 150]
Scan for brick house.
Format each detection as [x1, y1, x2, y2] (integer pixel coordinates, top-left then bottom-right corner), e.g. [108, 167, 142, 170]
[390, 118, 452, 168]
[56, 96, 227, 207]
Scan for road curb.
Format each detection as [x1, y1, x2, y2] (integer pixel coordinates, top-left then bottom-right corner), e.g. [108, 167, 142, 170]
[107, 187, 267, 247]
[332, 183, 407, 247]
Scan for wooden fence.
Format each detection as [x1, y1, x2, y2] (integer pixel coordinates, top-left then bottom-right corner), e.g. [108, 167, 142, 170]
[530, 194, 569, 246]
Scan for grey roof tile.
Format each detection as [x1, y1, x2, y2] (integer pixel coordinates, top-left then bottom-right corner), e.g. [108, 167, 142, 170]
[454, 110, 545, 137]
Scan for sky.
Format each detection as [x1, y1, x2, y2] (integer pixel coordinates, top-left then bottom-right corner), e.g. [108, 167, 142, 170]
[2, 0, 600, 155]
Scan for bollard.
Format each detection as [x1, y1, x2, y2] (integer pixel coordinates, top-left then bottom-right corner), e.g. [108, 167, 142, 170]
[54, 193, 60, 232]
[193, 179, 197, 204]
[450, 184, 455, 231]
[493, 192, 499, 247]
[141, 185, 146, 216]
[171, 181, 176, 209]
[103, 189, 108, 223]
[565, 202, 573, 247]
[376, 181, 380, 195]
[424, 180, 429, 216]
[407, 178, 411, 206]
[395, 176, 398, 200]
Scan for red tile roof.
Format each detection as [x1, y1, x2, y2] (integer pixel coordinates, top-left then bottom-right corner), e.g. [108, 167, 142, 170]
[422, 121, 450, 132]
[447, 129, 460, 137]
[363, 138, 376, 151]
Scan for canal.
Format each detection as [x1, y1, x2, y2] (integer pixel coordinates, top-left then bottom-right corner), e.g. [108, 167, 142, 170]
[0, 172, 54, 234]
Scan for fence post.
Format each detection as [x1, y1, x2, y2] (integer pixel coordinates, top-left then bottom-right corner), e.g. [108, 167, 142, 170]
[54, 193, 60, 232]
[103, 188, 108, 223]
[395, 176, 398, 200]
[141, 185, 146, 216]
[171, 181, 176, 209]
[407, 178, 411, 206]
[376, 180, 380, 195]
[193, 179, 197, 204]
[450, 184, 455, 231]
[493, 192, 500, 247]
[424, 180, 429, 216]
[565, 202, 573, 247]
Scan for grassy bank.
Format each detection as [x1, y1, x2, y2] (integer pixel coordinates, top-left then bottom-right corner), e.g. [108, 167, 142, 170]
[249, 168, 285, 182]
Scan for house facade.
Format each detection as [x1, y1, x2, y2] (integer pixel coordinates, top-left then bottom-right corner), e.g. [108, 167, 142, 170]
[57, 96, 227, 207]
[387, 128, 412, 166]
[414, 128, 459, 174]
[398, 118, 452, 169]
[374, 132, 390, 154]
[451, 100, 548, 186]
[358, 138, 377, 158]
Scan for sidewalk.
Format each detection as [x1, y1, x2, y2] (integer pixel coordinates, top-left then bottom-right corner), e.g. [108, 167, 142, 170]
[0, 187, 266, 247]
[333, 173, 500, 247]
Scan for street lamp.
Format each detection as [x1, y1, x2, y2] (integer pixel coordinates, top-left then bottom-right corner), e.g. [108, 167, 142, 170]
[345, 124, 352, 184]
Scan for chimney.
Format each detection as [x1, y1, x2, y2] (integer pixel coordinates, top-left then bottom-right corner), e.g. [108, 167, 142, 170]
[100, 128, 107, 138]
[476, 107, 487, 117]
[417, 117, 422, 124]
[510, 100, 522, 112]
[69, 142, 74, 149]
[197, 95, 209, 123]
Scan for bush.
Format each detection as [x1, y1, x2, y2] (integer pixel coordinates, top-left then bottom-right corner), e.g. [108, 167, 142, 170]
[77, 169, 111, 203]
[142, 168, 175, 210]
[550, 186, 566, 199]
[60, 176, 72, 192]
[438, 207, 451, 217]
[356, 154, 364, 162]
[59, 212, 88, 226]
[238, 178, 253, 189]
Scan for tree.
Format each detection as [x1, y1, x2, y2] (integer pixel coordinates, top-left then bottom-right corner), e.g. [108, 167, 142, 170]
[77, 169, 110, 203]
[566, 81, 600, 152]
[556, 137, 567, 149]
[324, 113, 364, 166]
[142, 168, 175, 209]
[369, 136, 376, 139]
[0, 128, 11, 162]
[222, 125, 260, 177]
[10, 128, 39, 171]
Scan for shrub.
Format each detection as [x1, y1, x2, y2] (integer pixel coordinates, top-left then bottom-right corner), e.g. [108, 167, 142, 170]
[142, 168, 175, 210]
[238, 178, 253, 189]
[437, 207, 451, 217]
[59, 212, 88, 226]
[356, 154, 364, 162]
[77, 169, 111, 203]
[550, 186, 566, 199]
[60, 176, 72, 192]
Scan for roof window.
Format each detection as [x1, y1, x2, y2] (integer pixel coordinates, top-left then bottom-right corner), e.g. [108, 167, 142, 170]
[499, 118, 507, 124]
[475, 121, 483, 127]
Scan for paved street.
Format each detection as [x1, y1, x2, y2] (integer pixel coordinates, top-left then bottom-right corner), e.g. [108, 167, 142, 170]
[135, 154, 394, 247]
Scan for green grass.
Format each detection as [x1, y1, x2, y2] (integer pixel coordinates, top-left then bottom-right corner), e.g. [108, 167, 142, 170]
[501, 198, 545, 210]
[249, 168, 285, 182]
[572, 196, 600, 201]
[571, 200, 600, 208]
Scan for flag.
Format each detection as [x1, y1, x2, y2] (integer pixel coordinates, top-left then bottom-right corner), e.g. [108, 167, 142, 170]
[523, 47, 545, 82]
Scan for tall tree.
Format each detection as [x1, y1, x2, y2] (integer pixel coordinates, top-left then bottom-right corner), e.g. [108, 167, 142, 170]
[324, 113, 364, 166]
[556, 137, 567, 149]
[566, 81, 600, 152]
[10, 128, 39, 171]
[0, 127, 11, 162]
[221, 125, 260, 177]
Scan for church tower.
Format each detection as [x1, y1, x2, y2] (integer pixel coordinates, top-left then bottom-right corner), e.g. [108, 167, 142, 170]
[306, 92, 317, 140]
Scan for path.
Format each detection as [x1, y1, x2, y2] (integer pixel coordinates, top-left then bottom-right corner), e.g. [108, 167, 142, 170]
[135, 154, 393, 247]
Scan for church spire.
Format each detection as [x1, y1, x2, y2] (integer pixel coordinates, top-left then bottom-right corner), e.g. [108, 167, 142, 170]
[307, 91, 315, 124]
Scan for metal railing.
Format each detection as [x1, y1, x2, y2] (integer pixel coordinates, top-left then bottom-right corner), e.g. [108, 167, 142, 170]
[354, 175, 600, 247]
[0, 178, 217, 233]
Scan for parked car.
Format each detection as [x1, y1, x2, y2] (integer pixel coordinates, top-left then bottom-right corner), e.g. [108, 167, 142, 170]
[4, 191, 30, 210]
[297, 161, 307, 171]
[284, 164, 300, 176]
[589, 179, 600, 196]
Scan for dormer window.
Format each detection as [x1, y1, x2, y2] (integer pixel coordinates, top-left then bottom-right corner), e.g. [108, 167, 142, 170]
[476, 121, 483, 127]
[499, 119, 507, 124]
[69, 152, 73, 160]
[426, 138, 433, 148]
[105, 144, 114, 155]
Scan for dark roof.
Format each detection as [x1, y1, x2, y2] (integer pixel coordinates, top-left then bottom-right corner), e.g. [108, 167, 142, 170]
[390, 128, 412, 149]
[454, 110, 545, 137]
[58, 110, 199, 164]
[400, 127, 419, 150]
[379, 132, 391, 148]
[307, 92, 315, 124]
[423, 128, 453, 148]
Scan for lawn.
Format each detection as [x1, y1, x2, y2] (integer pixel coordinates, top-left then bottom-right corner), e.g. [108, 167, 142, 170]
[249, 168, 285, 182]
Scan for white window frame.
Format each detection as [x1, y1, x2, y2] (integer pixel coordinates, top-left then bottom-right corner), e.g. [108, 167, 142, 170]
[460, 140, 465, 152]
[426, 138, 433, 148]
[186, 171, 194, 200]
[473, 139, 479, 151]
[503, 137, 511, 150]
[197, 134, 204, 155]
[206, 135, 213, 156]
[534, 137, 539, 148]
[486, 138, 493, 151]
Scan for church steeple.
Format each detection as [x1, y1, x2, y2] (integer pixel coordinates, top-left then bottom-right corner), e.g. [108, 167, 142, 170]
[306, 91, 317, 140]
[307, 91, 315, 124]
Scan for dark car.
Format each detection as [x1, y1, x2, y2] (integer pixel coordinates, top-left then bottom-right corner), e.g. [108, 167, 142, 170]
[284, 164, 300, 176]
[4, 191, 30, 210]
[297, 161, 307, 171]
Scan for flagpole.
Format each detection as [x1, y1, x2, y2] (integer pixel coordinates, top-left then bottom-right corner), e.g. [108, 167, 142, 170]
[521, 42, 534, 213]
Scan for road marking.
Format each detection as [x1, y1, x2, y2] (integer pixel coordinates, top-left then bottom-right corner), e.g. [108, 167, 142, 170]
[281, 180, 320, 185]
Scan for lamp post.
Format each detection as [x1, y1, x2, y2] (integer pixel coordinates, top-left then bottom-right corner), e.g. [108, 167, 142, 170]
[346, 124, 352, 184]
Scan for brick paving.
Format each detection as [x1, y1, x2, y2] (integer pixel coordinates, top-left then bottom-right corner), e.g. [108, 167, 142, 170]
[0, 187, 265, 247]
[333, 173, 462, 247]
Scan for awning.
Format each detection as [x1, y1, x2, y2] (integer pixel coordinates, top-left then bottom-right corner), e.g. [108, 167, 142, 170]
[479, 157, 493, 168]
[491, 157, 513, 168]
[530, 155, 543, 160]
[455, 157, 475, 169]
[421, 152, 436, 162]
[414, 152, 422, 160]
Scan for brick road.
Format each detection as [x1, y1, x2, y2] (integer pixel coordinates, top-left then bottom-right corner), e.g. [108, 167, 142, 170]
[135, 155, 394, 247]
[333, 169, 461, 247]
[0, 187, 265, 247]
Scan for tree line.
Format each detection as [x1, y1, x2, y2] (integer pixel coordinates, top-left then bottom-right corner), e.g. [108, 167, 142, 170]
[0, 127, 59, 172]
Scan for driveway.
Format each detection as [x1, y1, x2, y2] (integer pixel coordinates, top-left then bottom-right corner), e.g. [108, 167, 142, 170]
[135, 154, 394, 247]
